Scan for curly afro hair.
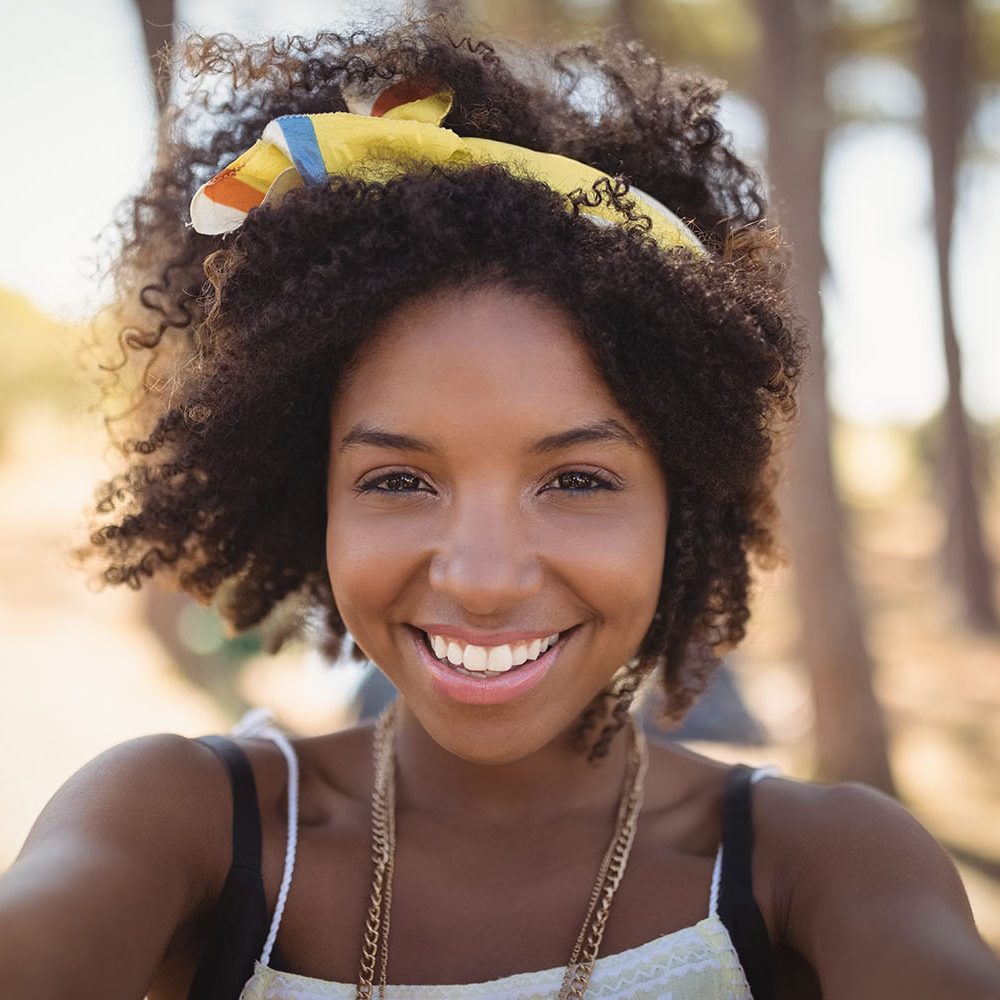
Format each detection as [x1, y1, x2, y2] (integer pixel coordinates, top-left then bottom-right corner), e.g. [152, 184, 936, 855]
[85, 16, 803, 747]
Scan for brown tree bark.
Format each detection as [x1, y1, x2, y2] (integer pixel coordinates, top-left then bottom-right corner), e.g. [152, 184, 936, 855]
[132, 0, 174, 113]
[755, 0, 895, 792]
[918, 0, 999, 633]
[614, 0, 642, 38]
[426, 0, 468, 17]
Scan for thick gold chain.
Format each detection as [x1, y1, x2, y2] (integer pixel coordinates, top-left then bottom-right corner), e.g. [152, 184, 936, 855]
[356, 702, 648, 1000]
[559, 721, 647, 999]
[356, 706, 397, 1000]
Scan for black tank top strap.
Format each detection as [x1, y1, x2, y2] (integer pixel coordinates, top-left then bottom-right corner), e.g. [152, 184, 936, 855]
[717, 763, 775, 1000]
[200, 735, 264, 870]
[187, 735, 272, 1000]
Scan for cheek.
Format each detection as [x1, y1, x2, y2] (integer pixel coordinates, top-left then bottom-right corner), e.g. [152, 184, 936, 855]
[324, 493, 429, 637]
[574, 512, 665, 626]
[616, 518, 667, 615]
[537, 489, 668, 644]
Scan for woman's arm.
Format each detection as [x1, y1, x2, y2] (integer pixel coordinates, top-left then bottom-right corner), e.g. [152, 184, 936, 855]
[760, 777, 1000, 999]
[0, 734, 229, 1000]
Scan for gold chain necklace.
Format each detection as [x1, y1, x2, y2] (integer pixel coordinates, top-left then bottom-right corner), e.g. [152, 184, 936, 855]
[356, 702, 648, 1000]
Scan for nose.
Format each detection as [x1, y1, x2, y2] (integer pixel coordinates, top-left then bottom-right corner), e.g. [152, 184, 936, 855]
[428, 496, 544, 616]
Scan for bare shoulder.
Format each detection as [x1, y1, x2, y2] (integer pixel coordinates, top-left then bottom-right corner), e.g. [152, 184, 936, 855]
[751, 775, 1000, 999]
[0, 733, 233, 999]
[23, 733, 229, 856]
[750, 775, 971, 915]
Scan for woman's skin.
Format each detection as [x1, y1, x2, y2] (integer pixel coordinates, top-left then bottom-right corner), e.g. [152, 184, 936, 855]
[2, 286, 1000, 1000]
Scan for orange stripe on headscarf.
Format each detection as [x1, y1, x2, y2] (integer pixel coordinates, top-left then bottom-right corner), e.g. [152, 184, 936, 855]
[205, 171, 267, 212]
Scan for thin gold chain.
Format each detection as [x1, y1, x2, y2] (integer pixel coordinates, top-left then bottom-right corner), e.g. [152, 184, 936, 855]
[356, 702, 648, 1000]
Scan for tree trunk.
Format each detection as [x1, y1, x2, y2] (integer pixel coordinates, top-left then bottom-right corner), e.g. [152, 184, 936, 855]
[133, 0, 174, 113]
[918, 0, 998, 633]
[425, 0, 464, 16]
[755, 0, 895, 792]
[615, 0, 642, 38]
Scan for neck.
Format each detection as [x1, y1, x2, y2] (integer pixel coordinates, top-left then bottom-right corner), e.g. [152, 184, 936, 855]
[391, 702, 632, 827]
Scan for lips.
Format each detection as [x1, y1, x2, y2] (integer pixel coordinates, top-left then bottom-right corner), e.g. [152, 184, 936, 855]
[409, 625, 575, 706]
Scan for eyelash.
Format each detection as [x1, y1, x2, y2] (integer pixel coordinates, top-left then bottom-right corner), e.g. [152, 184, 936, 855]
[355, 471, 430, 494]
[355, 469, 620, 495]
[542, 470, 619, 494]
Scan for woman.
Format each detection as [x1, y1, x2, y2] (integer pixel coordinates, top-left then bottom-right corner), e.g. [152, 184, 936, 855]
[1, 18, 998, 1000]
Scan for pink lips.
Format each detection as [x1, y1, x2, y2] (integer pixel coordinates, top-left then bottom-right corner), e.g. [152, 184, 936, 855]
[411, 627, 567, 706]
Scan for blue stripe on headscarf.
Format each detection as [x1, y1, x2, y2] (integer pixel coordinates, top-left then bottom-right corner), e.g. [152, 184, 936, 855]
[276, 116, 327, 185]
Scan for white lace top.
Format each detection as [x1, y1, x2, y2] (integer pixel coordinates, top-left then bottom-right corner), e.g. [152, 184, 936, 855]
[234, 713, 765, 1000]
[238, 914, 752, 999]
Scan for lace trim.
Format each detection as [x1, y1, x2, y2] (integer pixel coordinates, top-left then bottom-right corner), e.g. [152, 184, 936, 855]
[238, 914, 753, 1000]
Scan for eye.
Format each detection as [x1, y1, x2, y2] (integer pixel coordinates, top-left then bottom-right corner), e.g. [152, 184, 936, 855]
[543, 470, 619, 493]
[356, 470, 434, 494]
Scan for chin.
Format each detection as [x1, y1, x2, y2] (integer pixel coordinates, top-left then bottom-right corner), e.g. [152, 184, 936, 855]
[407, 698, 581, 767]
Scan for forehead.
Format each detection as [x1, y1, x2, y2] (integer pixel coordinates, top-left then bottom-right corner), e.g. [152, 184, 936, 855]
[332, 285, 634, 445]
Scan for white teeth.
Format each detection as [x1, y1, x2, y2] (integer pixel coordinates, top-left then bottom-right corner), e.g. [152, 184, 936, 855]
[426, 632, 562, 673]
[462, 644, 489, 672]
[487, 645, 514, 673]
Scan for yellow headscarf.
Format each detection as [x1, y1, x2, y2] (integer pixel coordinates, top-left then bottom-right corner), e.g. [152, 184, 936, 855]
[189, 85, 706, 257]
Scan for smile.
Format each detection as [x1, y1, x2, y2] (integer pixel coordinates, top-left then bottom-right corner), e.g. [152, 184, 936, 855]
[423, 631, 561, 675]
[409, 625, 577, 706]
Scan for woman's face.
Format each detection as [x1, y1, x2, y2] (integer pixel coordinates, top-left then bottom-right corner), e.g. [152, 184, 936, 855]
[326, 285, 668, 763]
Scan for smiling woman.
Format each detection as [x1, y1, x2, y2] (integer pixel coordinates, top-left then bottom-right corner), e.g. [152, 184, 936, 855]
[326, 287, 668, 757]
[1, 13, 999, 1000]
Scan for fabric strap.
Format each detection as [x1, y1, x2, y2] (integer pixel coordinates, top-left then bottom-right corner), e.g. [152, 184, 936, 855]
[718, 764, 775, 1000]
[187, 735, 274, 1000]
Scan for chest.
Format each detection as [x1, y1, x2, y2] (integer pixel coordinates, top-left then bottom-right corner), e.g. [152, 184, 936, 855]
[267, 803, 719, 986]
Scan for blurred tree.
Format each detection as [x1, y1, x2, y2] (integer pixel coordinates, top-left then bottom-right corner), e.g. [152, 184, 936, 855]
[918, 0, 998, 632]
[133, 0, 174, 112]
[755, 0, 896, 792]
[126, 0, 263, 724]
[640, 0, 760, 91]
[615, 0, 642, 38]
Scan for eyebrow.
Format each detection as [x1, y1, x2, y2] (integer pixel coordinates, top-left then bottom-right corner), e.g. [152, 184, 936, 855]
[528, 419, 640, 454]
[339, 425, 436, 453]
[338, 419, 639, 454]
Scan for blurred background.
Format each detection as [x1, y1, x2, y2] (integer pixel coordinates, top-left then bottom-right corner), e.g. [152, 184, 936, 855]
[1, 0, 998, 949]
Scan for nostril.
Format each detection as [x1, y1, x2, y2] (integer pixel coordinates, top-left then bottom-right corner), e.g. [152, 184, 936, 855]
[427, 560, 543, 615]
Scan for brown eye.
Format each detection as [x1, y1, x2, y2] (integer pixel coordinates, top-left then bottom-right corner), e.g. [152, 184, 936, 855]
[357, 471, 432, 493]
[545, 470, 617, 493]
